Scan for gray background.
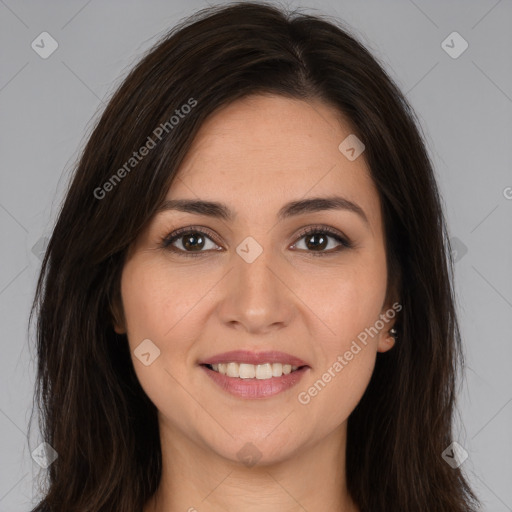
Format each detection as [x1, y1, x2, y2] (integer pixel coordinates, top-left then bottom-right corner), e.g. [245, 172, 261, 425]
[1, 0, 511, 510]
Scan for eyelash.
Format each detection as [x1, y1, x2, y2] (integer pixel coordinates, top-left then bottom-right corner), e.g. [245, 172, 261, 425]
[159, 224, 353, 258]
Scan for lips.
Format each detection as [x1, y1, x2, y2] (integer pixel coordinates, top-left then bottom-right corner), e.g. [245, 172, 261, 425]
[198, 350, 310, 399]
[199, 350, 309, 367]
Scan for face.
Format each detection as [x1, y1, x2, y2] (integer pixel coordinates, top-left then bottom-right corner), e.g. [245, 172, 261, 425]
[115, 94, 396, 465]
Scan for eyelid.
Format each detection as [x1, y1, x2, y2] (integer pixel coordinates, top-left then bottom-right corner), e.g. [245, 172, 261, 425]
[161, 225, 221, 246]
[292, 225, 351, 246]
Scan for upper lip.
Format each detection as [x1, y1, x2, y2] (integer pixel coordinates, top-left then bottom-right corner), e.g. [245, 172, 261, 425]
[199, 350, 309, 367]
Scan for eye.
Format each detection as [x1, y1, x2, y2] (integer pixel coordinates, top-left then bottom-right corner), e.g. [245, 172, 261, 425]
[160, 224, 352, 258]
[290, 225, 352, 256]
[160, 226, 222, 257]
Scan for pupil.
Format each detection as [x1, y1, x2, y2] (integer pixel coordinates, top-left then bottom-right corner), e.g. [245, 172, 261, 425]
[183, 233, 204, 251]
[306, 233, 327, 250]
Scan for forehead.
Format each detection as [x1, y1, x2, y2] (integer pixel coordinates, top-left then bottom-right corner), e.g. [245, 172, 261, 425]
[168, 94, 381, 229]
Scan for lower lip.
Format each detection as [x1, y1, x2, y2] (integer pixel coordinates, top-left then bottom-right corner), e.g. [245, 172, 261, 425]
[200, 365, 309, 399]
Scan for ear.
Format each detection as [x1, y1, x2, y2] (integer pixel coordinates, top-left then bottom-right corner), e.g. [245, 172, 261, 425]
[113, 320, 126, 335]
[377, 321, 396, 353]
[376, 300, 401, 353]
[110, 292, 126, 335]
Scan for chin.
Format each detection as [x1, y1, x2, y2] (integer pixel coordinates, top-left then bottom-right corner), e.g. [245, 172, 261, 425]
[204, 430, 307, 469]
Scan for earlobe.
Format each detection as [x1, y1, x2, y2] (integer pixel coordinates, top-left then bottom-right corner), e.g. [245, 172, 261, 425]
[113, 322, 126, 335]
[378, 294, 401, 352]
[378, 326, 397, 352]
[110, 298, 126, 335]
[112, 309, 126, 334]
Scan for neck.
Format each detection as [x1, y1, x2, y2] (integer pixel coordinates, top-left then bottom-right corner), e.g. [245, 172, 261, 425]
[144, 416, 358, 512]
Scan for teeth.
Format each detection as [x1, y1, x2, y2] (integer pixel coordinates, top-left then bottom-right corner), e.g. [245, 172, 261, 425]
[255, 363, 272, 379]
[226, 362, 238, 377]
[272, 363, 282, 377]
[209, 362, 300, 379]
[239, 363, 255, 379]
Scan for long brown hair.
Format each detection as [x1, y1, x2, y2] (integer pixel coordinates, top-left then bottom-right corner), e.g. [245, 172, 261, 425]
[29, 2, 481, 510]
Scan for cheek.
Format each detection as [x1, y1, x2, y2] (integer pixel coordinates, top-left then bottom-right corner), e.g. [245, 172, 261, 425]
[297, 251, 386, 420]
[120, 264, 167, 341]
[312, 255, 387, 351]
[297, 328, 377, 424]
[120, 256, 202, 342]
[298, 349, 376, 429]
[119, 256, 217, 393]
[119, 258, 199, 407]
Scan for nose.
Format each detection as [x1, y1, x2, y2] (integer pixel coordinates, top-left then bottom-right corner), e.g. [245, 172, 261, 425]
[215, 241, 296, 335]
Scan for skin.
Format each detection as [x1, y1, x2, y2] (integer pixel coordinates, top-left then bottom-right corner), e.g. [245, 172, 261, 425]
[114, 94, 397, 512]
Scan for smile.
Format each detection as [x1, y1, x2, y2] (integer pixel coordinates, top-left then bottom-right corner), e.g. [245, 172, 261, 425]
[205, 362, 300, 379]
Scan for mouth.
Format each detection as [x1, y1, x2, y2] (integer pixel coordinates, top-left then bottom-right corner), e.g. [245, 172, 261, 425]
[198, 350, 310, 399]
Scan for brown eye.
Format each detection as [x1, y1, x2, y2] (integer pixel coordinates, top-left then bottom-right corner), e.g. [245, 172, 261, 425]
[162, 227, 222, 257]
[161, 224, 352, 258]
[291, 226, 352, 256]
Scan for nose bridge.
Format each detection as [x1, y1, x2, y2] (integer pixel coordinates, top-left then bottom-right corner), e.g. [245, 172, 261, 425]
[236, 239, 275, 291]
[218, 236, 294, 332]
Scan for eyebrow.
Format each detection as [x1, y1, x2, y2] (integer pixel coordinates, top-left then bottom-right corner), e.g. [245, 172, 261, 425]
[156, 195, 369, 226]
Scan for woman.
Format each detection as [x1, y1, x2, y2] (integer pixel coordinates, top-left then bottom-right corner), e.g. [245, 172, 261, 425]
[29, 2, 481, 511]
